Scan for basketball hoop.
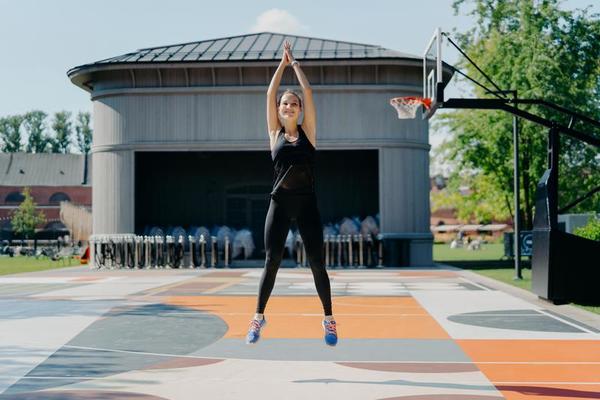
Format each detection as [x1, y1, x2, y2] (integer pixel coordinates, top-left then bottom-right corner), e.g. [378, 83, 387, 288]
[389, 97, 432, 119]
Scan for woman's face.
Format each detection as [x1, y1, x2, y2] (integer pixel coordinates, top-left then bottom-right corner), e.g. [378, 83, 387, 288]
[278, 93, 301, 121]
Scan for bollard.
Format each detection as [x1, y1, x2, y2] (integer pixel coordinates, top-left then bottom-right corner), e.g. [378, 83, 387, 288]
[366, 234, 374, 267]
[135, 236, 144, 268]
[153, 236, 159, 268]
[175, 235, 184, 268]
[113, 237, 120, 269]
[327, 234, 333, 268]
[377, 238, 384, 268]
[162, 235, 169, 268]
[357, 234, 364, 268]
[92, 237, 101, 268]
[152, 236, 159, 268]
[165, 235, 173, 268]
[88, 236, 95, 269]
[101, 237, 109, 269]
[188, 235, 196, 268]
[200, 234, 207, 268]
[118, 236, 126, 269]
[104, 236, 111, 269]
[211, 236, 218, 268]
[145, 236, 151, 268]
[107, 237, 115, 269]
[126, 236, 135, 268]
[339, 235, 345, 267]
[324, 235, 330, 268]
[347, 234, 354, 268]
[162, 235, 168, 268]
[334, 236, 338, 267]
[117, 236, 124, 269]
[224, 235, 230, 268]
[295, 234, 302, 267]
[302, 242, 307, 268]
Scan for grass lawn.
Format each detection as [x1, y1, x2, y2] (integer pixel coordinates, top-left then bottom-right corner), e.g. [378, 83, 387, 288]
[434, 243, 600, 316]
[0, 256, 81, 276]
[434, 242, 505, 261]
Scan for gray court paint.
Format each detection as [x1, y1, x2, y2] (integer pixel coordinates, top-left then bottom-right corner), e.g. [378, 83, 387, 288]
[447, 309, 584, 333]
[0, 299, 116, 320]
[4, 303, 227, 394]
[542, 309, 600, 333]
[192, 339, 470, 362]
[0, 284, 86, 298]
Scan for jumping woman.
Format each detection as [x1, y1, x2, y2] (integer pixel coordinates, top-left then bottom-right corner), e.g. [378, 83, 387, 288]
[246, 41, 337, 346]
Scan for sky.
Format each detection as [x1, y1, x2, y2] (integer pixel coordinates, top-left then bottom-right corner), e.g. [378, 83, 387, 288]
[0, 0, 597, 153]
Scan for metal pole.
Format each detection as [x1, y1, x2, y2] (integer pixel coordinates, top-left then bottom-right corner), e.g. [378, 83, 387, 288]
[513, 90, 522, 280]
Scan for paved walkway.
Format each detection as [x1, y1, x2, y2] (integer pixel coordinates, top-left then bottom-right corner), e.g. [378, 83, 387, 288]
[0, 265, 599, 399]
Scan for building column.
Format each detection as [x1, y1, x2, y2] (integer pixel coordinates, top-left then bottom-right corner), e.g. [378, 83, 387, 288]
[92, 150, 134, 234]
[378, 146, 433, 266]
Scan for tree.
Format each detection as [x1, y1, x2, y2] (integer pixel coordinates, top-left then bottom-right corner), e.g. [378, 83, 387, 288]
[0, 115, 24, 152]
[438, 0, 600, 228]
[75, 111, 92, 154]
[11, 188, 46, 239]
[50, 111, 72, 153]
[23, 110, 49, 153]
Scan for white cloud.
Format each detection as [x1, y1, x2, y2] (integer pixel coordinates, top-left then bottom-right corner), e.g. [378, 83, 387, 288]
[250, 9, 307, 35]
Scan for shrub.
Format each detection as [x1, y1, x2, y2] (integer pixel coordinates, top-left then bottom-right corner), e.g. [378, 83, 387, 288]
[573, 217, 600, 241]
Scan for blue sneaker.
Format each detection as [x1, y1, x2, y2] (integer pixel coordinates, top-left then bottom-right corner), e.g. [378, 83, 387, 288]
[246, 318, 266, 344]
[322, 319, 338, 346]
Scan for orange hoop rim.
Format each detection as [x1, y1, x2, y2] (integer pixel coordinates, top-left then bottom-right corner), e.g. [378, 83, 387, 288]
[390, 96, 432, 110]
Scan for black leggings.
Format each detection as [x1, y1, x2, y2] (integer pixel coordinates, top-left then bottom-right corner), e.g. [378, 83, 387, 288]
[256, 192, 332, 315]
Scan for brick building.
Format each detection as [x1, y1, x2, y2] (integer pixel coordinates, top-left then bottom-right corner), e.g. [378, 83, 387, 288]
[0, 153, 91, 237]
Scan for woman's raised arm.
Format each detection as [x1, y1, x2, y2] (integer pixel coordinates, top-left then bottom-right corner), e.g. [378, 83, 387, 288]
[267, 44, 290, 137]
[285, 45, 316, 144]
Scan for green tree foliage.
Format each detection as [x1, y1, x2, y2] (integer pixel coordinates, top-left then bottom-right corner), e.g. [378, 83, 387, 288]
[432, 172, 512, 223]
[50, 111, 73, 153]
[75, 111, 92, 154]
[437, 0, 600, 228]
[11, 188, 46, 239]
[573, 216, 600, 241]
[0, 115, 24, 152]
[23, 110, 49, 153]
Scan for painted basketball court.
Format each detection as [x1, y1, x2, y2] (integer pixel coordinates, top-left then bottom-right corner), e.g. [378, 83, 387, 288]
[0, 266, 598, 399]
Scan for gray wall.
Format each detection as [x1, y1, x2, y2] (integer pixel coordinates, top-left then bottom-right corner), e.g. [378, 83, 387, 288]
[92, 86, 425, 150]
[89, 63, 432, 265]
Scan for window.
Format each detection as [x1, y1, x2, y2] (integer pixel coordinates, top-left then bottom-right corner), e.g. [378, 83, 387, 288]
[49, 192, 71, 204]
[44, 221, 67, 231]
[5, 192, 24, 203]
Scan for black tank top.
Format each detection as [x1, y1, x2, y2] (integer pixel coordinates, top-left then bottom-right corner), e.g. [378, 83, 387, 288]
[270, 125, 316, 195]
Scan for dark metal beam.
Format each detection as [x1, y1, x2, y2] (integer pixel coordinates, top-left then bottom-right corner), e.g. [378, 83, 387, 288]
[441, 98, 600, 148]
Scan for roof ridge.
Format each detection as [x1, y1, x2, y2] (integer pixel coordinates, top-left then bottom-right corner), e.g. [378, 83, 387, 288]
[137, 32, 385, 53]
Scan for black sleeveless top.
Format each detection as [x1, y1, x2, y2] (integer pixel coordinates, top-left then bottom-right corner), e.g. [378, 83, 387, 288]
[270, 125, 316, 195]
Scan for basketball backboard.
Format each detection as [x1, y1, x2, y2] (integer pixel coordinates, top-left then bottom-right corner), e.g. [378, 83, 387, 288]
[423, 28, 444, 119]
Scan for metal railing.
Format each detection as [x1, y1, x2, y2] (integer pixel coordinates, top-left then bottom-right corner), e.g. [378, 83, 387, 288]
[89, 233, 384, 269]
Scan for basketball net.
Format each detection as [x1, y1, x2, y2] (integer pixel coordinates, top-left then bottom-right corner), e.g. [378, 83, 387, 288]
[389, 97, 432, 119]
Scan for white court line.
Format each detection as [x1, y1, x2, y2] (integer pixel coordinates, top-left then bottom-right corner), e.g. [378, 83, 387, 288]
[1, 378, 597, 385]
[458, 277, 492, 291]
[332, 302, 423, 308]
[537, 309, 598, 335]
[167, 311, 428, 316]
[6, 342, 600, 367]
[450, 314, 543, 317]
[211, 312, 429, 317]
[6, 343, 600, 368]
[491, 381, 600, 385]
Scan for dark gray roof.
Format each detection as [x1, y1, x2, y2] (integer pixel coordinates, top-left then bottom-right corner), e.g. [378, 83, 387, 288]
[76, 32, 417, 67]
[0, 153, 91, 187]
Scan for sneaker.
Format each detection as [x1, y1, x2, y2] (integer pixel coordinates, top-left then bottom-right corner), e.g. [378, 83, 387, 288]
[322, 319, 338, 346]
[246, 318, 266, 344]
